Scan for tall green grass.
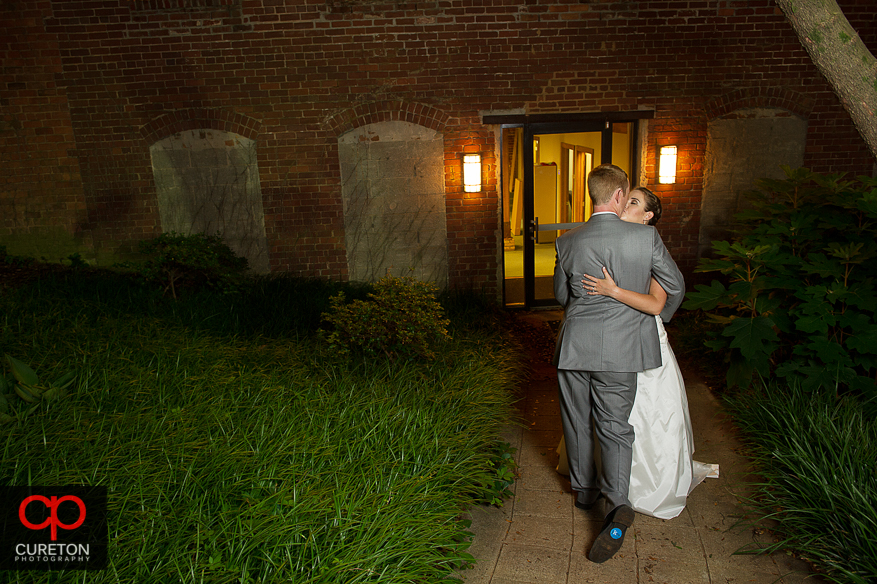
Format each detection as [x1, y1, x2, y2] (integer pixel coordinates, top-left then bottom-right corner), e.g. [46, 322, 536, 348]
[0, 273, 520, 583]
[725, 382, 877, 584]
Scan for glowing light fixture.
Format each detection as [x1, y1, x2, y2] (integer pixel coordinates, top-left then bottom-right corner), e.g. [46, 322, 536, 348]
[658, 146, 677, 184]
[463, 153, 482, 193]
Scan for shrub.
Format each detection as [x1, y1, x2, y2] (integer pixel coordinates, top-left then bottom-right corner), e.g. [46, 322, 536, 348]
[321, 275, 451, 361]
[63, 252, 89, 268]
[0, 245, 35, 267]
[123, 232, 249, 298]
[683, 167, 877, 401]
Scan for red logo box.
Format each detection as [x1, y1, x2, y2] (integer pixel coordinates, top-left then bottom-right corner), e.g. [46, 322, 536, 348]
[0, 486, 107, 571]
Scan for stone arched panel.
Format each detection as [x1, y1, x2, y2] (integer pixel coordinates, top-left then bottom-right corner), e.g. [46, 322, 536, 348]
[149, 129, 270, 272]
[700, 108, 807, 258]
[338, 121, 448, 284]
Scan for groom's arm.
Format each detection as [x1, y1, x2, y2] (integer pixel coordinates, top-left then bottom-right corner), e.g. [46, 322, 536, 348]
[553, 241, 570, 308]
[649, 229, 685, 322]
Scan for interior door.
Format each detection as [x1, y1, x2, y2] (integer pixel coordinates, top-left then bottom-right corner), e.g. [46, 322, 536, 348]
[502, 120, 638, 308]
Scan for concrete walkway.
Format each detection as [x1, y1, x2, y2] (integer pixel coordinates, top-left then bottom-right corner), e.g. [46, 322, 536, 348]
[462, 310, 823, 584]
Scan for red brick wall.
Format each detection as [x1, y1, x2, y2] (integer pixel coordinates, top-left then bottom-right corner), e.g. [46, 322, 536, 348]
[1, 0, 874, 294]
[0, 1, 86, 254]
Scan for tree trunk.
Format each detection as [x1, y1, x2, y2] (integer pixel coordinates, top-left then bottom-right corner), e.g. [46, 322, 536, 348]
[776, 0, 877, 160]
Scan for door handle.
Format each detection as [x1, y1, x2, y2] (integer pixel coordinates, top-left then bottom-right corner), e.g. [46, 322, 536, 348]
[529, 217, 539, 241]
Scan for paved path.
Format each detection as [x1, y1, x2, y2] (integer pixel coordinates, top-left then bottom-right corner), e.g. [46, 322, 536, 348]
[462, 311, 823, 584]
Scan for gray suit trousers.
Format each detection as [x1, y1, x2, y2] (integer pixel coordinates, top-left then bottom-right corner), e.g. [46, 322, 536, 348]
[557, 369, 636, 512]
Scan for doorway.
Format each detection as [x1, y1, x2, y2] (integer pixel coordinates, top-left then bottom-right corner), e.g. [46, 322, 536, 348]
[498, 117, 643, 308]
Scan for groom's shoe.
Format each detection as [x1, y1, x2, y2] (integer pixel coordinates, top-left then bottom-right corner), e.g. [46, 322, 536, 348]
[588, 504, 635, 563]
[575, 493, 603, 511]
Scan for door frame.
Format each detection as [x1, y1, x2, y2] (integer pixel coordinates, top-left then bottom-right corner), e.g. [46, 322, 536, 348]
[487, 111, 654, 308]
[559, 142, 592, 226]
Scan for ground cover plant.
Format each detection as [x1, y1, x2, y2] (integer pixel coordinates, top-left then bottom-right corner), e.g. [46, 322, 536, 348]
[0, 268, 520, 583]
[726, 383, 877, 584]
[683, 168, 877, 583]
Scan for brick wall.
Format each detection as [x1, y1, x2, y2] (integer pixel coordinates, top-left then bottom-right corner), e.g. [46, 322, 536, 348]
[0, 1, 87, 258]
[1, 0, 874, 294]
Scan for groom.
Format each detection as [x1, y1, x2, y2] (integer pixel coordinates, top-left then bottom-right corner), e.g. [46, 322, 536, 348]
[553, 164, 684, 563]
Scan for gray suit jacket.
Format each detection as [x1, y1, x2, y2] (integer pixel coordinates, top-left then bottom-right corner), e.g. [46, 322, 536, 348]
[553, 213, 685, 372]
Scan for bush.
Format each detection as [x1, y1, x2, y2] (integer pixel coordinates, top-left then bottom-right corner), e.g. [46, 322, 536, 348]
[121, 232, 249, 298]
[321, 275, 451, 361]
[0, 245, 35, 267]
[683, 167, 877, 401]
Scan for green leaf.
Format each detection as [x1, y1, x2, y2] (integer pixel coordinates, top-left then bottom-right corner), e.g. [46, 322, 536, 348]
[836, 311, 869, 332]
[51, 371, 76, 390]
[796, 359, 856, 393]
[775, 360, 803, 379]
[4, 354, 39, 387]
[803, 253, 844, 279]
[850, 353, 877, 373]
[723, 316, 779, 361]
[793, 297, 836, 333]
[682, 281, 729, 311]
[41, 386, 65, 401]
[797, 284, 830, 302]
[846, 323, 877, 355]
[726, 352, 756, 388]
[703, 314, 735, 326]
[794, 313, 829, 334]
[694, 256, 737, 274]
[704, 338, 729, 351]
[752, 294, 783, 317]
[843, 281, 877, 311]
[725, 279, 756, 299]
[825, 241, 867, 263]
[806, 338, 853, 368]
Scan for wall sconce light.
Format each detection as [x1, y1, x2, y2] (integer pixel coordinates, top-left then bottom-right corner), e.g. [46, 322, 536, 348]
[463, 153, 482, 193]
[658, 146, 677, 184]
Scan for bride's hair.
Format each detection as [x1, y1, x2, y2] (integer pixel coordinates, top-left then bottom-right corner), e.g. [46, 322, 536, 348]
[634, 187, 662, 225]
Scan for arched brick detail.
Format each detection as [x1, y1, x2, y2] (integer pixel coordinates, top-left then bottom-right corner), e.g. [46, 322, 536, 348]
[704, 87, 815, 121]
[325, 101, 450, 137]
[140, 109, 262, 144]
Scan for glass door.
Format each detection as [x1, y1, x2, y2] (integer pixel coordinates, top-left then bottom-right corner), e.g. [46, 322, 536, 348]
[502, 120, 637, 308]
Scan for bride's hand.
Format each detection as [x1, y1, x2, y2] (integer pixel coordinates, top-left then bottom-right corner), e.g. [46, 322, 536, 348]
[582, 267, 618, 298]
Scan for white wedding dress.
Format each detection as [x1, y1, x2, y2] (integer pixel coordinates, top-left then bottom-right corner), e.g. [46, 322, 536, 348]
[557, 316, 717, 519]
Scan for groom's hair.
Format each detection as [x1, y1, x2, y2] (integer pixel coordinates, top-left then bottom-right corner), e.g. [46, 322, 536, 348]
[587, 164, 629, 206]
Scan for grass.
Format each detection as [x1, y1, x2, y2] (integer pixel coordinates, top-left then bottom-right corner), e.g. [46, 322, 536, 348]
[0, 270, 521, 583]
[668, 306, 877, 583]
[723, 381, 877, 584]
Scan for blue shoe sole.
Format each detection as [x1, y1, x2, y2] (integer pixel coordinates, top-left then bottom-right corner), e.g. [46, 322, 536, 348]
[588, 505, 635, 563]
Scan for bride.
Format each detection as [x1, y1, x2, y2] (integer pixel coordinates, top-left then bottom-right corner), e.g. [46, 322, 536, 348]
[556, 187, 716, 520]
